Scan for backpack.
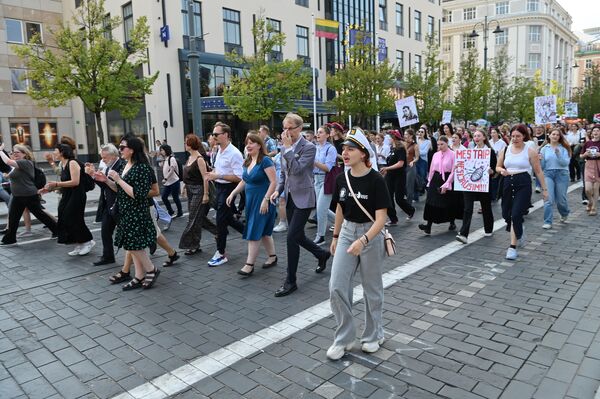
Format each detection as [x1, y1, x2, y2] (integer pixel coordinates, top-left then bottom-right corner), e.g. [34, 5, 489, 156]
[69, 160, 95, 192]
[33, 166, 46, 189]
[170, 155, 183, 180]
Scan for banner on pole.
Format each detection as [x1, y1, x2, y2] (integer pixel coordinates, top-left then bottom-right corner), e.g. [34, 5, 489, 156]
[377, 38, 387, 62]
[395, 96, 419, 128]
[453, 148, 491, 192]
[534, 95, 557, 124]
[442, 110, 452, 124]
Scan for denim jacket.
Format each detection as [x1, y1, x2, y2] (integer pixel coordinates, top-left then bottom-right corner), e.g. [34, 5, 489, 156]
[540, 145, 570, 171]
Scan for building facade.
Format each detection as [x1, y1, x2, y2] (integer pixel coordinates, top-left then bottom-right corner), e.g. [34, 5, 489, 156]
[573, 27, 600, 90]
[0, 0, 76, 161]
[441, 0, 578, 98]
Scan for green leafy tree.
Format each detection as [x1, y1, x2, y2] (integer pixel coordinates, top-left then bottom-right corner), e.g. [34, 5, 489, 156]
[453, 48, 491, 122]
[509, 68, 544, 123]
[13, 0, 157, 144]
[223, 15, 311, 123]
[404, 34, 453, 127]
[488, 47, 513, 124]
[572, 64, 600, 122]
[549, 79, 565, 115]
[326, 27, 400, 127]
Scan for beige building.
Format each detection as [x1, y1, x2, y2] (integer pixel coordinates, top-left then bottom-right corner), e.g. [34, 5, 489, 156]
[442, 0, 578, 98]
[0, 0, 75, 161]
[573, 27, 600, 90]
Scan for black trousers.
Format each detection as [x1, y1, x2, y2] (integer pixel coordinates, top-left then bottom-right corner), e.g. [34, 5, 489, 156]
[285, 194, 328, 285]
[386, 174, 415, 222]
[215, 183, 244, 254]
[100, 209, 117, 260]
[2, 195, 57, 244]
[460, 192, 494, 237]
[569, 146, 581, 180]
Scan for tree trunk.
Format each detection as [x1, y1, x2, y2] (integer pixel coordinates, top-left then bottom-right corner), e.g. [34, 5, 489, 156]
[95, 112, 105, 146]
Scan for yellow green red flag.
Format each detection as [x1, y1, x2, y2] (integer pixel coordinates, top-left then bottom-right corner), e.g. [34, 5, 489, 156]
[315, 18, 339, 39]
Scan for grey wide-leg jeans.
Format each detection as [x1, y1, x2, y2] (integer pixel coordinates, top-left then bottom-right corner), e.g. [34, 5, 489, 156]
[329, 220, 385, 346]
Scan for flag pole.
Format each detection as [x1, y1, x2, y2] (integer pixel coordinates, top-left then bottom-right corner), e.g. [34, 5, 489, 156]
[311, 14, 318, 131]
[374, 29, 380, 133]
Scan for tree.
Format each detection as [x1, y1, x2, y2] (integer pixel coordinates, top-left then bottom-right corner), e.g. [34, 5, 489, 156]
[13, 0, 157, 144]
[488, 47, 512, 125]
[572, 64, 600, 122]
[509, 68, 544, 123]
[223, 15, 311, 124]
[326, 27, 400, 127]
[403, 34, 453, 127]
[453, 48, 491, 122]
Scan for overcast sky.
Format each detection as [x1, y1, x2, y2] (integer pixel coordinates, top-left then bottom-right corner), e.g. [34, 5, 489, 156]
[560, 0, 600, 35]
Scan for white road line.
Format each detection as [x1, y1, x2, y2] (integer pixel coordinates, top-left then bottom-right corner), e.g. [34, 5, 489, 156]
[108, 183, 583, 399]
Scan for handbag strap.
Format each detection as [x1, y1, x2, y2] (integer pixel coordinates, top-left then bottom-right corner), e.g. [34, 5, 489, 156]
[344, 169, 376, 224]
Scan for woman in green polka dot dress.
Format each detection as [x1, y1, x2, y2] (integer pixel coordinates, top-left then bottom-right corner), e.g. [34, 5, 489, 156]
[95, 135, 159, 290]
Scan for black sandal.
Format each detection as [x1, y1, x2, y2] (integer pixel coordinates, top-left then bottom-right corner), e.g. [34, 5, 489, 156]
[162, 252, 179, 267]
[262, 255, 278, 269]
[142, 268, 161, 289]
[122, 277, 142, 291]
[184, 248, 201, 256]
[109, 270, 131, 284]
[237, 263, 254, 276]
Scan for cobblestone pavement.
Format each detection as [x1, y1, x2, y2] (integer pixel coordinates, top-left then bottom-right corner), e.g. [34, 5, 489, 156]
[0, 183, 599, 399]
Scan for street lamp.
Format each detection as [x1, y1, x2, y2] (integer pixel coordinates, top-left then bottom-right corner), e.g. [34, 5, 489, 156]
[468, 16, 502, 71]
[555, 60, 578, 99]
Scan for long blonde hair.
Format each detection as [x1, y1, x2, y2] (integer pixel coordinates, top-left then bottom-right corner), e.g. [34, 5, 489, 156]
[13, 144, 33, 161]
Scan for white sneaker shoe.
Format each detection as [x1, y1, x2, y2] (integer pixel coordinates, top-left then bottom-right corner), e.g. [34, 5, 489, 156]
[542, 223, 552, 229]
[506, 247, 518, 260]
[455, 234, 468, 244]
[68, 245, 82, 256]
[273, 222, 288, 232]
[17, 230, 33, 238]
[361, 338, 385, 353]
[326, 343, 354, 360]
[208, 251, 228, 267]
[560, 215, 568, 223]
[484, 232, 493, 237]
[78, 240, 96, 256]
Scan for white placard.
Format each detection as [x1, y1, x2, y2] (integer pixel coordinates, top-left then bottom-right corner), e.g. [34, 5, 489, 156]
[442, 110, 452, 124]
[395, 96, 419, 128]
[453, 148, 491, 192]
[564, 102, 578, 118]
[534, 95, 557, 124]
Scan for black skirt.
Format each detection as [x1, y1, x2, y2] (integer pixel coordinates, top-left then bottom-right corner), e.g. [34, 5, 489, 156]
[423, 172, 463, 223]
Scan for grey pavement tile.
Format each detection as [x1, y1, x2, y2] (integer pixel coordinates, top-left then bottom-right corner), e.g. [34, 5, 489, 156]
[499, 379, 538, 399]
[8, 361, 42, 384]
[38, 360, 73, 383]
[69, 359, 105, 383]
[53, 375, 92, 398]
[244, 385, 284, 399]
[20, 377, 59, 399]
[566, 375, 599, 399]
[532, 378, 569, 399]
[438, 385, 486, 399]
[54, 346, 86, 366]
[578, 357, 600, 379]
[248, 367, 291, 393]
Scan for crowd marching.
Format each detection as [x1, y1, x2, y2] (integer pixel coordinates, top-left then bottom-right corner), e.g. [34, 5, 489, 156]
[0, 113, 598, 360]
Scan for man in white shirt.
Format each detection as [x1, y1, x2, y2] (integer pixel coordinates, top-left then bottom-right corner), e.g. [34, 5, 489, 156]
[205, 122, 244, 266]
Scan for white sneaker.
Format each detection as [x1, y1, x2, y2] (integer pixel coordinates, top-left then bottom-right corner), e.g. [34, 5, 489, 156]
[78, 240, 96, 256]
[455, 234, 468, 244]
[542, 223, 552, 229]
[17, 230, 33, 238]
[326, 343, 354, 360]
[329, 226, 335, 232]
[208, 251, 228, 267]
[68, 245, 82, 256]
[484, 232, 493, 237]
[582, 200, 589, 205]
[506, 247, 518, 260]
[361, 338, 385, 353]
[560, 215, 568, 223]
[535, 187, 541, 193]
[273, 222, 288, 232]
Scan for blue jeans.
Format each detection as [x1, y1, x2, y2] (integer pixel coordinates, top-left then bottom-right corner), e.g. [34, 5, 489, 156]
[543, 169, 570, 224]
[415, 158, 428, 199]
[314, 174, 335, 238]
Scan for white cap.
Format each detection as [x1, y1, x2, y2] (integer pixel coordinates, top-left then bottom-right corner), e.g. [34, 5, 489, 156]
[342, 127, 378, 171]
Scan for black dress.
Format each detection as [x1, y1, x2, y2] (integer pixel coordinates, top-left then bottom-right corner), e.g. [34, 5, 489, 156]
[57, 160, 93, 244]
[423, 171, 463, 223]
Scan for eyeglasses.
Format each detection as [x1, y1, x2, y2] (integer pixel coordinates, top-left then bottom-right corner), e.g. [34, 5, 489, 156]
[213, 132, 226, 136]
[118, 145, 128, 151]
[283, 125, 301, 131]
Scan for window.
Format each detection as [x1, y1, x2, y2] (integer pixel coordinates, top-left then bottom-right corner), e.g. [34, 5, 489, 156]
[75, 0, 82, 7]
[442, 36, 451, 52]
[396, 50, 404, 74]
[528, 53, 541, 70]
[527, 0, 539, 12]
[414, 10, 421, 41]
[296, 25, 309, 57]
[463, 7, 476, 20]
[181, 0, 202, 37]
[10, 68, 28, 92]
[223, 8, 241, 45]
[379, 0, 387, 31]
[496, 1, 509, 15]
[267, 18, 282, 53]
[462, 33, 476, 49]
[528, 25, 541, 42]
[102, 14, 112, 40]
[122, 3, 133, 45]
[395, 3, 404, 35]
[6, 19, 42, 44]
[427, 16, 434, 38]
[443, 10, 452, 23]
[495, 29, 508, 45]
[586, 59, 592, 68]
[295, 0, 309, 6]
[415, 55, 422, 74]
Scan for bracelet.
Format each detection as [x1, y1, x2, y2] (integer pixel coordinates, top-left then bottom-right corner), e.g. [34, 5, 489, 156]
[332, 234, 339, 239]
[264, 196, 270, 200]
[362, 234, 369, 244]
[359, 236, 367, 246]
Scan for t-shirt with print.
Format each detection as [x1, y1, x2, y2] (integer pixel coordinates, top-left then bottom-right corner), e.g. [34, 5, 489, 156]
[332, 169, 391, 223]
[385, 146, 407, 178]
[582, 140, 600, 159]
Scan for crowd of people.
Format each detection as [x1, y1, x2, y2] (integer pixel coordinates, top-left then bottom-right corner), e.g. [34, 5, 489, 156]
[0, 113, 598, 360]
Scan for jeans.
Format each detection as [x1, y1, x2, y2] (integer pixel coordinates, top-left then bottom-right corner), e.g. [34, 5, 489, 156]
[501, 173, 531, 240]
[329, 220, 384, 346]
[215, 183, 244, 253]
[0, 189, 10, 205]
[161, 180, 182, 216]
[543, 169, 570, 225]
[314, 174, 334, 238]
[415, 158, 428, 199]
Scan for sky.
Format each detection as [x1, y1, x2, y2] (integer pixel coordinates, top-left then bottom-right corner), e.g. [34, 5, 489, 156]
[559, 0, 600, 37]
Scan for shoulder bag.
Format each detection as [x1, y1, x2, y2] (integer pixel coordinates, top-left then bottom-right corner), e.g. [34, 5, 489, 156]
[343, 170, 396, 257]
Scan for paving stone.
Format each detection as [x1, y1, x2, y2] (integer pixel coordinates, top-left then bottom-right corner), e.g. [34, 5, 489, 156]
[532, 378, 569, 399]
[53, 375, 91, 398]
[215, 369, 258, 395]
[329, 371, 378, 397]
[545, 359, 579, 383]
[20, 377, 59, 399]
[248, 367, 291, 393]
[313, 382, 344, 399]
[499, 380, 537, 399]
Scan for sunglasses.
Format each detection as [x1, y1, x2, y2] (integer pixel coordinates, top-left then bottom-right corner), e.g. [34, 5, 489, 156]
[119, 145, 128, 151]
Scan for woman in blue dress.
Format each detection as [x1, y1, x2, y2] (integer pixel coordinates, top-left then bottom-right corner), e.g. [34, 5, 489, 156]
[226, 132, 278, 276]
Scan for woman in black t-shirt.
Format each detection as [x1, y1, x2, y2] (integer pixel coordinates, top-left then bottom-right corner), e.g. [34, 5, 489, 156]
[326, 128, 391, 361]
[380, 131, 416, 224]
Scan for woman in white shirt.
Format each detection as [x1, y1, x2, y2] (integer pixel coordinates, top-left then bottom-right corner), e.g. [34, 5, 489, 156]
[160, 144, 183, 218]
[415, 128, 432, 200]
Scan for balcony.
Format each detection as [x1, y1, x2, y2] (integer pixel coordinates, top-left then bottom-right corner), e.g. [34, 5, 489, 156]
[224, 43, 243, 56]
[297, 55, 311, 67]
[268, 51, 283, 62]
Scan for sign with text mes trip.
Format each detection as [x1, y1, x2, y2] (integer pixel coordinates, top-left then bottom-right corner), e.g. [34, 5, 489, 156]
[453, 148, 491, 192]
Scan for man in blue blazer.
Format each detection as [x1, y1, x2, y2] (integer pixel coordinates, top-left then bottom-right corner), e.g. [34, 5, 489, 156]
[270, 113, 331, 297]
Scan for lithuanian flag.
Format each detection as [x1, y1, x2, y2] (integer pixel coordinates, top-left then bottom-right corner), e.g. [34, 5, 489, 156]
[315, 18, 339, 39]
